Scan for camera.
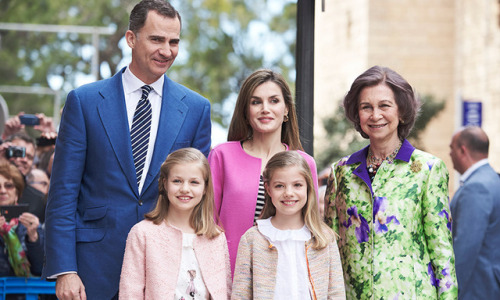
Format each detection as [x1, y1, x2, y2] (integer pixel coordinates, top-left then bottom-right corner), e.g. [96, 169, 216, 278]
[36, 136, 57, 147]
[5, 146, 26, 159]
[0, 204, 29, 221]
[19, 114, 40, 126]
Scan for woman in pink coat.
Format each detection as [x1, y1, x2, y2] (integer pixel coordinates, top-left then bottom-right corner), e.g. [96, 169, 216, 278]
[208, 69, 319, 276]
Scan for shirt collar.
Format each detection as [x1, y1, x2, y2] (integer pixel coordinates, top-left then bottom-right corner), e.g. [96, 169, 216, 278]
[346, 139, 415, 165]
[460, 158, 489, 183]
[122, 66, 164, 97]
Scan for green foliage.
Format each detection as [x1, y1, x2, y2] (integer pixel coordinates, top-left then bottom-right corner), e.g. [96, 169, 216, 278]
[0, 0, 297, 128]
[169, 0, 296, 126]
[316, 94, 446, 170]
[0, 0, 134, 116]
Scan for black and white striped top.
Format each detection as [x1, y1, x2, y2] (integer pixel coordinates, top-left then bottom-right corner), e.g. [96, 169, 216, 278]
[254, 175, 265, 221]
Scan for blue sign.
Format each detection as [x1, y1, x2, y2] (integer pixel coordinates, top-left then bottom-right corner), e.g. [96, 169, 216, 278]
[462, 101, 482, 127]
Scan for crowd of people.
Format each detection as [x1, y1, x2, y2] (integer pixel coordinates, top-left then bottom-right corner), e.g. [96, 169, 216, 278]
[2, 0, 498, 299]
[0, 113, 56, 299]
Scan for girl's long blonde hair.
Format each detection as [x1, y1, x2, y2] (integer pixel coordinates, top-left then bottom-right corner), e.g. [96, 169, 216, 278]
[260, 151, 332, 249]
[145, 148, 221, 238]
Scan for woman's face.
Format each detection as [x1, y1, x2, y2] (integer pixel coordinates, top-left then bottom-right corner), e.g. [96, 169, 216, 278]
[0, 174, 18, 206]
[247, 81, 288, 136]
[358, 83, 400, 144]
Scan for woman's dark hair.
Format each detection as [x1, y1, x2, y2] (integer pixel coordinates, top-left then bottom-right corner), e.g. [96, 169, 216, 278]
[227, 69, 303, 150]
[343, 65, 421, 140]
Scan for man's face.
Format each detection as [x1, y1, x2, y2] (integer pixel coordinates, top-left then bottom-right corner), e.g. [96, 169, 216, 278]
[126, 11, 181, 84]
[449, 133, 465, 174]
[9, 139, 35, 176]
[28, 169, 50, 195]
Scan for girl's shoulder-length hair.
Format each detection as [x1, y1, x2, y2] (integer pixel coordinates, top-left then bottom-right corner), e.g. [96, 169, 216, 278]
[145, 147, 222, 239]
[260, 150, 332, 249]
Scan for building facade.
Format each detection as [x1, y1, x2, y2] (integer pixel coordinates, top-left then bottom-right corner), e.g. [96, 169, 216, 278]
[314, 0, 500, 193]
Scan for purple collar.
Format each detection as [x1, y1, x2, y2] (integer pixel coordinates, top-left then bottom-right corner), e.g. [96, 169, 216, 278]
[345, 139, 415, 195]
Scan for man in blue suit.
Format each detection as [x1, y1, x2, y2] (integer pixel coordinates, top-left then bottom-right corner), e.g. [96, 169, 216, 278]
[449, 126, 500, 299]
[42, 1, 211, 299]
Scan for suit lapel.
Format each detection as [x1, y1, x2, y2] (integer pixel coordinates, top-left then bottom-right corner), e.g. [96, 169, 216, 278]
[142, 76, 189, 193]
[97, 69, 139, 197]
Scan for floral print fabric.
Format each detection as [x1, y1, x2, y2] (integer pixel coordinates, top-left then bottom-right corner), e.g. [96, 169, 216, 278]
[325, 140, 458, 299]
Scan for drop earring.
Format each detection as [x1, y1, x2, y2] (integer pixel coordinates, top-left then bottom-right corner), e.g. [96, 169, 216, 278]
[284, 114, 289, 122]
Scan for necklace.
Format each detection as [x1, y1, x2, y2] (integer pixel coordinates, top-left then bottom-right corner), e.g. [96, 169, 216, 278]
[367, 140, 402, 181]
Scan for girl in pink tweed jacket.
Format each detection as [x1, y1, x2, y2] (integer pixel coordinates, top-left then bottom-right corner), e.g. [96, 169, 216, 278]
[120, 148, 231, 299]
[232, 151, 346, 299]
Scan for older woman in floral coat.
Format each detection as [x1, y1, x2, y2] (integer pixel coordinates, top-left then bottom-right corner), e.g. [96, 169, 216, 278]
[325, 66, 457, 299]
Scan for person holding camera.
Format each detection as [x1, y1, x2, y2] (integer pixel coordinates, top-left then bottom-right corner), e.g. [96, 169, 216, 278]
[2, 112, 56, 141]
[35, 132, 57, 167]
[0, 132, 46, 223]
[0, 161, 44, 278]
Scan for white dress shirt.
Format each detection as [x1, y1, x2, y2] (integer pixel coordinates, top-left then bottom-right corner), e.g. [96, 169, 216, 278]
[460, 158, 489, 186]
[122, 66, 164, 194]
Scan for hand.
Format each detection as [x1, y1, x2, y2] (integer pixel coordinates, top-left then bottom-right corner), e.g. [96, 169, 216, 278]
[2, 113, 24, 139]
[33, 113, 56, 133]
[0, 141, 13, 163]
[0, 215, 16, 234]
[18, 212, 40, 242]
[56, 273, 87, 300]
[40, 131, 58, 140]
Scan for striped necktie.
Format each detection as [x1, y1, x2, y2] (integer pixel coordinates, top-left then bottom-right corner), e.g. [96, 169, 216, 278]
[130, 85, 153, 186]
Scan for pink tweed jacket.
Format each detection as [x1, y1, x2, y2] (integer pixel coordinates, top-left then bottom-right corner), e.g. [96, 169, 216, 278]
[232, 225, 346, 300]
[208, 141, 319, 276]
[119, 220, 231, 299]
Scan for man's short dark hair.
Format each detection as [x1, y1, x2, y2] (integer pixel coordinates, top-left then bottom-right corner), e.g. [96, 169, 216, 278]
[129, 0, 181, 34]
[5, 132, 36, 148]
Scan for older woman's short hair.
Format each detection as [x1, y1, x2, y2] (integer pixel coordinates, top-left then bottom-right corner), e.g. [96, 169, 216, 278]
[0, 162, 25, 199]
[343, 65, 421, 140]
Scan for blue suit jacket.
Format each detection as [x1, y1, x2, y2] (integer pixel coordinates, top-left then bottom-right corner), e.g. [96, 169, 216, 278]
[451, 163, 500, 299]
[42, 68, 211, 299]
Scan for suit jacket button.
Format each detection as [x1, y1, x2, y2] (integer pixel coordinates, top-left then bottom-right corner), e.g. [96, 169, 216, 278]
[138, 201, 143, 206]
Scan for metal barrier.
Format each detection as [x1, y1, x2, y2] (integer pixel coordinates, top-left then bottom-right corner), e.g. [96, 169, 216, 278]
[0, 277, 56, 300]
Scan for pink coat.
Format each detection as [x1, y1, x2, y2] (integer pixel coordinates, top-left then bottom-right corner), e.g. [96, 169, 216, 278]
[119, 220, 232, 299]
[208, 141, 319, 276]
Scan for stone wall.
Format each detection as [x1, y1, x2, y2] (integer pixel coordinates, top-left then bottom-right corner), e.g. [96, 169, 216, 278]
[314, 0, 500, 193]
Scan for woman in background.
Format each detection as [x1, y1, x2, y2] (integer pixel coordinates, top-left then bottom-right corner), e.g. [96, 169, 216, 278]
[209, 69, 319, 275]
[0, 161, 43, 277]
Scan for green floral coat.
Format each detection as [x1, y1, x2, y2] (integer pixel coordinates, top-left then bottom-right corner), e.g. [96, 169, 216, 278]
[325, 140, 458, 299]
